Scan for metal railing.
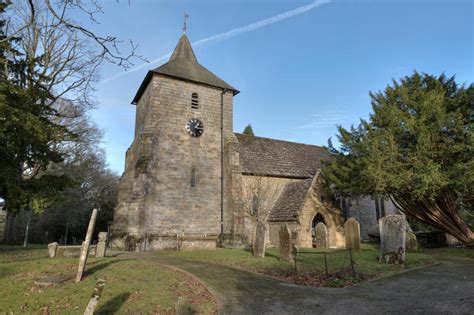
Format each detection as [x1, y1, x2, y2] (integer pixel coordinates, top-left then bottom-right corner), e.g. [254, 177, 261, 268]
[292, 248, 356, 278]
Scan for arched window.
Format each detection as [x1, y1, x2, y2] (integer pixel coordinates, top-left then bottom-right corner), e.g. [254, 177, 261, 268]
[191, 92, 199, 109]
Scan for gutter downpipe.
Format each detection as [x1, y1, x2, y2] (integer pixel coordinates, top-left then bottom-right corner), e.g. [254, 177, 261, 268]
[220, 89, 226, 247]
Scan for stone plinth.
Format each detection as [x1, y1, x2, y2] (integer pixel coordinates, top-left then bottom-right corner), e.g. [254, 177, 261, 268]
[96, 232, 108, 257]
[34, 275, 71, 287]
[48, 242, 58, 258]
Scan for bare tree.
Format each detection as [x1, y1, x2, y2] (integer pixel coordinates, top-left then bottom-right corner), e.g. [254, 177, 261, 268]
[241, 176, 284, 257]
[242, 176, 285, 223]
[4, 1, 145, 106]
[1, 1, 138, 243]
[3, 1, 144, 68]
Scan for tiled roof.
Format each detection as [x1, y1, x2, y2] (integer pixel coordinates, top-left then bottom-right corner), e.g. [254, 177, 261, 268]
[235, 134, 331, 178]
[132, 35, 238, 104]
[268, 178, 313, 222]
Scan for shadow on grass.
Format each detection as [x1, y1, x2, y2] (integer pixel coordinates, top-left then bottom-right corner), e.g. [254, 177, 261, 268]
[84, 259, 132, 278]
[95, 292, 131, 314]
[265, 251, 280, 260]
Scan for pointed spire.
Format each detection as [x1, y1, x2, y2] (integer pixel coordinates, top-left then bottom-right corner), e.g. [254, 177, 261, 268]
[132, 33, 239, 104]
[169, 34, 197, 63]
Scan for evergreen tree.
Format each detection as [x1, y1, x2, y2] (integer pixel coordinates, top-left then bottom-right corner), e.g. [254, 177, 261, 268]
[0, 2, 72, 213]
[243, 124, 255, 136]
[323, 72, 473, 244]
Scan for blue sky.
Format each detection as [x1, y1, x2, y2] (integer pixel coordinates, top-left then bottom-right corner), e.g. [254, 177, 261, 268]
[89, 0, 473, 173]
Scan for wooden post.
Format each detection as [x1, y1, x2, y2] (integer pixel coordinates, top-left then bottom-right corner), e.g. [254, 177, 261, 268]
[349, 249, 356, 277]
[323, 252, 329, 278]
[75, 208, 98, 283]
[293, 245, 298, 275]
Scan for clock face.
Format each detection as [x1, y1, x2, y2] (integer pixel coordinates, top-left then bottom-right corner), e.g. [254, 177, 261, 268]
[186, 118, 204, 137]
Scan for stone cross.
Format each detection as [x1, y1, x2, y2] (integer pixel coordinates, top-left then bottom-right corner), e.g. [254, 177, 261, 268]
[279, 224, 293, 262]
[344, 218, 361, 250]
[75, 208, 98, 283]
[314, 222, 328, 248]
[253, 222, 266, 258]
[379, 214, 406, 264]
[96, 232, 108, 258]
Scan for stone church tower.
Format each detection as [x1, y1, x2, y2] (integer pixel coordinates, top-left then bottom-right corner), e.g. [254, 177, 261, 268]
[111, 34, 240, 250]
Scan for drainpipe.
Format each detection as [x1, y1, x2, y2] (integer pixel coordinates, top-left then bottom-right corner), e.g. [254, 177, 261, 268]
[220, 89, 226, 247]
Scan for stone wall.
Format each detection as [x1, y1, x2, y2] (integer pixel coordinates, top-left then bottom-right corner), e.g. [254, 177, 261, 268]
[111, 74, 234, 250]
[223, 133, 245, 245]
[296, 175, 345, 248]
[267, 175, 345, 249]
[240, 175, 297, 245]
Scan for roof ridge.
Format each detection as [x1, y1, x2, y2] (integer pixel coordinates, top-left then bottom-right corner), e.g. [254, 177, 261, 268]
[235, 133, 327, 150]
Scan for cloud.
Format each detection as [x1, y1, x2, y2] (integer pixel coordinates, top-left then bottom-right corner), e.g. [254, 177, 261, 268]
[100, 0, 331, 84]
[295, 111, 350, 130]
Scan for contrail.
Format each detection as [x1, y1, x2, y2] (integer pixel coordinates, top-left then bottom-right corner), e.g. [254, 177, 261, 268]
[101, 0, 330, 84]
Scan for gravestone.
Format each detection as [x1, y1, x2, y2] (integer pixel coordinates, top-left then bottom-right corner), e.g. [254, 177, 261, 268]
[48, 242, 58, 258]
[406, 231, 418, 251]
[344, 218, 361, 250]
[253, 222, 266, 258]
[84, 279, 106, 315]
[314, 222, 328, 248]
[75, 208, 98, 282]
[379, 214, 406, 264]
[34, 275, 70, 287]
[96, 232, 107, 258]
[279, 224, 292, 262]
[445, 233, 461, 246]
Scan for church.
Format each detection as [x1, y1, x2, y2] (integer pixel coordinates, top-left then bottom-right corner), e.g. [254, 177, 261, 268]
[110, 34, 398, 251]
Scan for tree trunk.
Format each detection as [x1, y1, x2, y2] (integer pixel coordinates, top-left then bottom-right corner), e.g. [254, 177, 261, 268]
[64, 221, 69, 245]
[23, 211, 31, 248]
[3, 212, 16, 243]
[392, 192, 474, 245]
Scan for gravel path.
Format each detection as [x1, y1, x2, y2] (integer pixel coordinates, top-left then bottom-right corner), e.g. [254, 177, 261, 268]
[132, 253, 474, 314]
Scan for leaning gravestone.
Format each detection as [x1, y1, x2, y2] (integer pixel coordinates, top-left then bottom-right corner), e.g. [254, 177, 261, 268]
[96, 232, 107, 258]
[379, 214, 406, 264]
[75, 208, 98, 282]
[279, 224, 292, 262]
[314, 222, 328, 248]
[253, 222, 266, 258]
[84, 279, 106, 315]
[344, 218, 361, 250]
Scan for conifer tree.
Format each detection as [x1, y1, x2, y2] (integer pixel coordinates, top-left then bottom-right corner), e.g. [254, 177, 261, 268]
[323, 72, 473, 244]
[0, 2, 71, 213]
[243, 124, 255, 136]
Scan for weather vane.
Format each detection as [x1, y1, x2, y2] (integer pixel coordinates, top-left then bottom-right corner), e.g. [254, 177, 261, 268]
[183, 12, 189, 34]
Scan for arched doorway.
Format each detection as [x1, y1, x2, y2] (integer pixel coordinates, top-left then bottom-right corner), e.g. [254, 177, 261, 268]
[312, 213, 327, 248]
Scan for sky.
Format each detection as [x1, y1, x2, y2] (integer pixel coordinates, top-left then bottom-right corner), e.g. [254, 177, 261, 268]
[86, 0, 473, 173]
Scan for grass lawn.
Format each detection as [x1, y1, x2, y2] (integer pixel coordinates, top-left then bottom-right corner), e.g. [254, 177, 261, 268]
[421, 247, 474, 260]
[0, 245, 216, 314]
[159, 244, 437, 287]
